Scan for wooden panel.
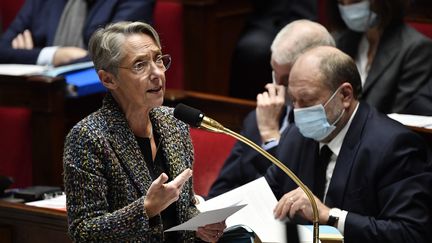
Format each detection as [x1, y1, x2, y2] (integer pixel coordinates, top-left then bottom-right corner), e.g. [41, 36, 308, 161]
[164, 89, 256, 132]
[183, 0, 252, 95]
[406, 0, 432, 22]
[0, 201, 70, 243]
[0, 75, 66, 187]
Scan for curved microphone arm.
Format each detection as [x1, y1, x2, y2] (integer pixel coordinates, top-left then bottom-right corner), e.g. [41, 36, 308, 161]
[200, 116, 320, 243]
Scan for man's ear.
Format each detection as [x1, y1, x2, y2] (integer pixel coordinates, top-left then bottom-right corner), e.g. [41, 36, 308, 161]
[98, 69, 118, 90]
[340, 82, 354, 107]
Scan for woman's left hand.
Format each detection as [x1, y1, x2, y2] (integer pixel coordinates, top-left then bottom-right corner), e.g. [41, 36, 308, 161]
[196, 221, 226, 242]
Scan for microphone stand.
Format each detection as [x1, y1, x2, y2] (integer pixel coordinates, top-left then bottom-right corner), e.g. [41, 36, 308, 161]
[200, 116, 320, 243]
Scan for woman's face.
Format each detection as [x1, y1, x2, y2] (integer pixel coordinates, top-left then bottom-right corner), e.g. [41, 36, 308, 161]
[112, 33, 167, 111]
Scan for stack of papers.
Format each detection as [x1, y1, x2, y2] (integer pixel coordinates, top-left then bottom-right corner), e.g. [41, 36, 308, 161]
[0, 62, 94, 77]
[25, 194, 66, 211]
[387, 113, 432, 129]
[0, 64, 48, 76]
[170, 177, 343, 243]
[0, 62, 106, 97]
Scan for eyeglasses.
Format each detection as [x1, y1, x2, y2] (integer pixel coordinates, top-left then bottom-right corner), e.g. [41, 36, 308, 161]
[118, 54, 171, 75]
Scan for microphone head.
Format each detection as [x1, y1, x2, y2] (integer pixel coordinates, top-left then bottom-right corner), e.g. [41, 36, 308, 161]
[173, 103, 205, 127]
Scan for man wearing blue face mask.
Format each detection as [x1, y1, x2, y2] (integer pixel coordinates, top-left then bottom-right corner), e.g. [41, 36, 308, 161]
[329, 0, 432, 115]
[207, 20, 335, 199]
[265, 46, 432, 243]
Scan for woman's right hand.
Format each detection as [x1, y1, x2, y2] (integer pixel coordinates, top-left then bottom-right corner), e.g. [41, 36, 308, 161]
[144, 168, 193, 217]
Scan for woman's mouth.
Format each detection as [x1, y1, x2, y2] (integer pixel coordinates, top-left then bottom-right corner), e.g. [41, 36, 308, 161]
[147, 86, 162, 93]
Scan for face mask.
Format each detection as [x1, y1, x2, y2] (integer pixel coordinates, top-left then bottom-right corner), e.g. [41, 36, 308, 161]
[294, 87, 345, 141]
[338, 1, 377, 32]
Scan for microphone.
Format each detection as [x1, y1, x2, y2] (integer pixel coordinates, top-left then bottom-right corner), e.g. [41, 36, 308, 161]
[174, 103, 321, 243]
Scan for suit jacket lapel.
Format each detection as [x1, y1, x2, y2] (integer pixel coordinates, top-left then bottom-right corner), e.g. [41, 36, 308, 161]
[150, 108, 188, 180]
[103, 96, 152, 197]
[362, 26, 400, 95]
[325, 103, 369, 207]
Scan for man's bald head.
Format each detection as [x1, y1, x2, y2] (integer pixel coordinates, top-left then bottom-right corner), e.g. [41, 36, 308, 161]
[271, 20, 335, 65]
[291, 46, 362, 99]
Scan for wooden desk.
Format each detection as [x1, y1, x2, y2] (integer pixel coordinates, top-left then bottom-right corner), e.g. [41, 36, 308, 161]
[0, 200, 70, 243]
[0, 200, 341, 243]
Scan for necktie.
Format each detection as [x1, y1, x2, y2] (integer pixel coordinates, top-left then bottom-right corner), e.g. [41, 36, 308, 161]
[314, 145, 332, 201]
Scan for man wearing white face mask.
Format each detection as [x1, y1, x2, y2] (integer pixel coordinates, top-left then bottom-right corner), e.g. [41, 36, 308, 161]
[330, 0, 432, 115]
[265, 46, 432, 243]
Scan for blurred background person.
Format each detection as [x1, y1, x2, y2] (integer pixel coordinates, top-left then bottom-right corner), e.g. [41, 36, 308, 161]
[208, 20, 335, 198]
[63, 22, 225, 242]
[328, 0, 432, 115]
[0, 0, 154, 66]
[229, 0, 317, 100]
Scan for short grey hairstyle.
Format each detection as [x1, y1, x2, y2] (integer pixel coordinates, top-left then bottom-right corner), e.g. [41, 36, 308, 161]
[270, 19, 335, 65]
[88, 21, 161, 76]
[304, 46, 362, 99]
[319, 50, 362, 99]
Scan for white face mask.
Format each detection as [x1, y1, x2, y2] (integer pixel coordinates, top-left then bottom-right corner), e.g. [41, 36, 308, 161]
[338, 1, 377, 32]
[293, 87, 345, 141]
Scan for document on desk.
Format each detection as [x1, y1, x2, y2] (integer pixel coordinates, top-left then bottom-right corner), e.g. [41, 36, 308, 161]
[165, 203, 246, 231]
[0, 61, 94, 77]
[197, 177, 287, 243]
[25, 194, 66, 211]
[388, 113, 432, 128]
[0, 64, 48, 76]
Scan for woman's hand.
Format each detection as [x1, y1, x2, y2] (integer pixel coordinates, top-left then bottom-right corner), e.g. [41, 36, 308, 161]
[144, 169, 193, 217]
[196, 221, 226, 242]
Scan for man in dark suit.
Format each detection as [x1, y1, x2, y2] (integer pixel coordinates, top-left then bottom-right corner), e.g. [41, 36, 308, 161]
[267, 46, 432, 242]
[207, 20, 335, 198]
[0, 0, 154, 66]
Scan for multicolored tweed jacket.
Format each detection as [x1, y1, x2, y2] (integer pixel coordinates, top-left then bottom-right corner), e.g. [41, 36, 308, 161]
[63, 94, 199, 242]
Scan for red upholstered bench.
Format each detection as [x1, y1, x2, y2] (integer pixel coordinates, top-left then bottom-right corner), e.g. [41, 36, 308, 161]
[0, 108, 32, 188]
[190, 128, 236, 197]
[0, 0, 24, 30]
[407, 21, 432, 39]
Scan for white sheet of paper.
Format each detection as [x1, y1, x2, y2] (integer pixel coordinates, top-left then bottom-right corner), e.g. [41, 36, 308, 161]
[165, 204, 246, 232]
[388, 113, 432, 128]
[197, 177, 287, 243]
[0, 64, 48, 76]
[0, 61, 94, 77]
[25, 194, 66, 210]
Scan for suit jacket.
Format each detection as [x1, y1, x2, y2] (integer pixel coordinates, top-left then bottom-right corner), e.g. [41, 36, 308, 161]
[0, 0, 154, 64]
[336, 23, 432, 115]
[265, 102, 432, 243]
[207, 108, 289, 198]
[63, 94, 198, 242]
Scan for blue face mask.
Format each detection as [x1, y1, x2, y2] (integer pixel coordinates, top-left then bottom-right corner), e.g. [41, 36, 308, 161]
[294, 87, 345, 141]
[338, 1, 377, 32]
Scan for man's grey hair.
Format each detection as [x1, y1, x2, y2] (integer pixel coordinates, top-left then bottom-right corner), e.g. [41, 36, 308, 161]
[88, 21, 161, 76]
[271, 19, 335, 65]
